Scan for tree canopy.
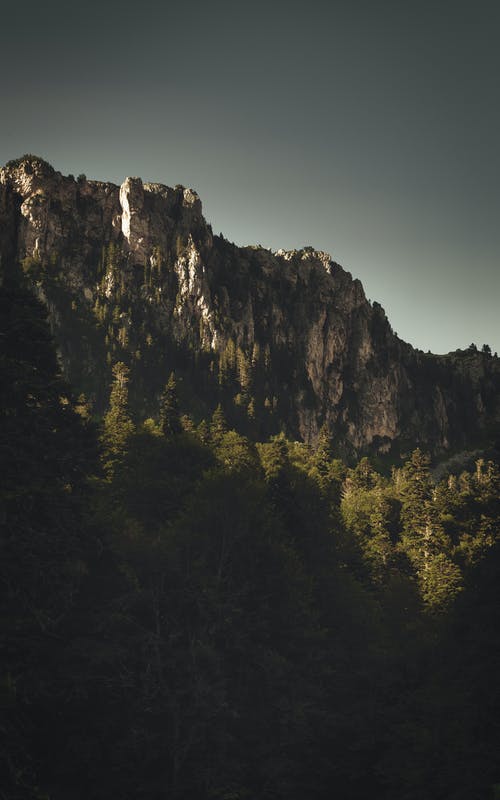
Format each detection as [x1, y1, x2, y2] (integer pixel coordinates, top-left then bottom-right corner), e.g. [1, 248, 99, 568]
[1, 276, 500, 799]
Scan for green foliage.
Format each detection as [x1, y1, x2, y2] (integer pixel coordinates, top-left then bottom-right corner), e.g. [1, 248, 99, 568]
[5, 154, 55, 174]
[2, 290, 500, 799]
[211, 403, 229, 441]
[0, 273, 98, 797]
[236, 346, 251, 396]
[419, 552, 463, 609]
[308, 423, 344, 499]
[159, 371, 182, 437]
[101, 361, 135, 473]
[212, 429, 260, 475]
[218, 338, 236, 387]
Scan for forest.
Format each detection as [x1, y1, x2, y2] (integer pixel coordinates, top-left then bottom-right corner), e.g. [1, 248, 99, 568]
[1, 273, 500, 800]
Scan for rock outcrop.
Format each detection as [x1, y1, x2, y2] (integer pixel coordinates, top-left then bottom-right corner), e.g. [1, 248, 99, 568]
[1, 154, 499, 459]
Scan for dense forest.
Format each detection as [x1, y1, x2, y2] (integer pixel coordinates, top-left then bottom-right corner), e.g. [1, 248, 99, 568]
[1, 272, 500, 799]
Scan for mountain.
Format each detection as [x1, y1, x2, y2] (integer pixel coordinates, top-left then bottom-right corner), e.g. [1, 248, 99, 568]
[2, 156, 500, 800]
[1, 154, 499, 459]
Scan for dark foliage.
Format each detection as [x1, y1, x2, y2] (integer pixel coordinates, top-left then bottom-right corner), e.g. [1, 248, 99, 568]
[1, 276, 499, 799]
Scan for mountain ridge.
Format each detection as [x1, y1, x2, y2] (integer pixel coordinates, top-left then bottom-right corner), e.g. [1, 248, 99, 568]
[1, 154, 499, 460]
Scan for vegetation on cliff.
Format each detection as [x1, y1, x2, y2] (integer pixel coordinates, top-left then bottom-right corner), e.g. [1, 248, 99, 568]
[1, 156, 499, 459]
[1, 270, 499, 799]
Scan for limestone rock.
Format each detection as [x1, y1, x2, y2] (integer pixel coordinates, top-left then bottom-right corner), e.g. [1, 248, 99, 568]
[1, 155, 499, 458]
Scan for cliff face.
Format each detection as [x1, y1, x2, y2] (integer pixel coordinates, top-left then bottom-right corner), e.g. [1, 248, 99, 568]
[1, 155, 499, 458]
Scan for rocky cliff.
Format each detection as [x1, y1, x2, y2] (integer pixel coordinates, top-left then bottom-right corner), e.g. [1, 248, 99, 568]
[1, 154, 499, 459]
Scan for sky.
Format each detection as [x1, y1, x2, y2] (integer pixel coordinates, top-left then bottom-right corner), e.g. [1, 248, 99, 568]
[1, 0, 499, 354]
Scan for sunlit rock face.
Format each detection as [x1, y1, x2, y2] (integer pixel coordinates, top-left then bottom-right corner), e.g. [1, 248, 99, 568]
[1, 154, 499, 458]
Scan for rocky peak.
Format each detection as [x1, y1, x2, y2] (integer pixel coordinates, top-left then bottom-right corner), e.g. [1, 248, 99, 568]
[119, 177, 147, 261]
[1, 155, 499, 459]
[0, 154, 56, 193]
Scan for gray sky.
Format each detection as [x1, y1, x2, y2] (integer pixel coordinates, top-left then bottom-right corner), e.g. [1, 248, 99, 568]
[2, 0, 499, 354]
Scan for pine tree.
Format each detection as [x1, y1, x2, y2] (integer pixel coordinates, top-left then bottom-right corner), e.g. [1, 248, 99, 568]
[180, 413, 196, 434]
[258, 434, 289, 484]
[236, 346, 252, 397]
[247, 397, 256, 420]
[196, 419, 211, 446]
[251, 341, 261, 368]
[309, 423, 343, 500]
[351, 456, 377, 490]
[159, 372, 182, 437]
[263, 343, 271, 370]
[310, 423, 334, 475]
[218, 339, 236, 387]
[102, 361, 134, 473]
[365, 488, 396, 583]
[420, 552, 463, 610]
[399, 449, 433, 550]
[211, 403, 228, 442]
[398, 449, 458, 608]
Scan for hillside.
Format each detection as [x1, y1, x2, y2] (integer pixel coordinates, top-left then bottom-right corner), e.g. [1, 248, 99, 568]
[1, 154, 499, 459]
[1, 156, 500, 799]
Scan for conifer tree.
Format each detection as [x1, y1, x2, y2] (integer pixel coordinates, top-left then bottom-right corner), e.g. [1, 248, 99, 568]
[365, 488, 396, 582]
[251, 341, 261, 368]
[310, 423, 334, 474]
[420, 552, 463, 610]
[180, 413, 196, 434]
[258, 434, 289, 484]
[399, 449, 433, 554]
[247, 397, 256, 420]
[211, 403, 228, 441]
[351, 456, 377, 490]
[309, 423, 343, 498]
[236, 345, 252, 397]
[263, 343, 271, 370]
[218, 339, 236, 387]
[102, 361, 134, 473]
[399, 449, 458, 608]
[196, 418, 211, 445]
[160, 372, 182, 437]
